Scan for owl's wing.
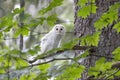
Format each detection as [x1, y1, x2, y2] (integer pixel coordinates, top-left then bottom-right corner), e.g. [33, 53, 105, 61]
[41, 36, 47, 45]
[40, 33, 51, 53]
[41, 37, 47, 45]
[40, 33, 50, 46]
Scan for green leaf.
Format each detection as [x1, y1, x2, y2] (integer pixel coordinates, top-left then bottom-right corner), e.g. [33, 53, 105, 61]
[14, 28, 29, 38]
[0, 14, 14, 29]
[88, 68, 100, 77]
[0, 68, 5, 74]
[89, 58, 105, 77]
[13, 8, 24, 15]
[38, 17, 46, 24]
[77, 0, 88, 7]
[14, 28, 21, 37]
[94, 3, 120, 30]
[101, 11, 118, 24]
[104, 62, 112, 70]
[28, 50, 35, 55]
[57, 64, 85, 79]
[62, 38, 80, 49]
[91, 58, 106, 71]
[77, 0, 96, 7]
[91, 4, 97, 13]
[78, 4, 97, 18]
[28, 17, 46, 27]
[47, 14, 58, 26]
[20, 73, 36, 80]
[15, 58, 28, 69]
[9, 49, 21, 54]
[96, 58, 105, 67]
[4, 26, 13, 32]
[0, 32, 3, 38]
[4, 60, 12, 68]
[91, 0, 96, 3]
[113, 22, 120, 33]
[80, 32, 100, 46]
[34, 72, 49, 80]
[109, 3, 120, 12]
[38, 64, 50, 73]
[112, 47, 120, 60]
[34, 64, 50, 80]
[28, 45, 41, 55]
[39, 0, 64, 15]
[94, 19, 108, 30]
[89, 57, 112, 77]
[0, 57, 6, 74]
[115, 70, 120, 76]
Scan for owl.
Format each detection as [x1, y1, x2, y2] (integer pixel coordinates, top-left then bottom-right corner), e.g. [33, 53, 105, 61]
[40, 24, 65, 53]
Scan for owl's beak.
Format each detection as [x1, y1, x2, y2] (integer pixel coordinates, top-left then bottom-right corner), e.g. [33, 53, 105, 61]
[59, 30, 61, 33]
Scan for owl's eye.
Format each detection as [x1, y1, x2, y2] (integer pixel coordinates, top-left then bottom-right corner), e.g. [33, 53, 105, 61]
[60, 28, 63, 30]
[56, 28, 58, 30]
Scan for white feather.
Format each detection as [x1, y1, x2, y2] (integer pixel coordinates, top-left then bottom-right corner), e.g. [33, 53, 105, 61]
[40, 24, 65, 53]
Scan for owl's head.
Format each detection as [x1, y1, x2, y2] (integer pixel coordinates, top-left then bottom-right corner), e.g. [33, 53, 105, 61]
[52, 24, 65, 35]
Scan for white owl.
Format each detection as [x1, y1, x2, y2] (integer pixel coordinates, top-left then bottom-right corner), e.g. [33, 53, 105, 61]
[40, 24, 65, 53]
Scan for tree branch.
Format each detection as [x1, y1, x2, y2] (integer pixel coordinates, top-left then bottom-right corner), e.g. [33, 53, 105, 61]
[89, 53, 114, 60]
[28, 45, 118, 64]
[29, 57, 73, 67]
[103, 69, 120, 80]
[112, 61, 120, 69]
[19, 0, 25, 50]
[4, 57, 73, 75]
[28, 45, 119, 63]
[28, 45, 94, 63]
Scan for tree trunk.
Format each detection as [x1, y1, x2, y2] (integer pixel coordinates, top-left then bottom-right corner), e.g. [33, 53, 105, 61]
[19, 0, 25, 50]
[74, 0, 120, 79]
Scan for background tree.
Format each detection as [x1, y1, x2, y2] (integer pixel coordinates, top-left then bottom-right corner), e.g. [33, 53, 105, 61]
[74, 0, 120, 79]
[0, 0, 75, 80]
[0, 0, 120, 80]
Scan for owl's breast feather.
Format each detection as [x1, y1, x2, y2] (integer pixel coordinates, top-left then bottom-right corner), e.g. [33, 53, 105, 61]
[51, 33, 63, 48]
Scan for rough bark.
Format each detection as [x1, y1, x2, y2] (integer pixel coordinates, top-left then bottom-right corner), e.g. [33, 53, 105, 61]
[74, 0, 120, 79]
[19, 0, 25, 50]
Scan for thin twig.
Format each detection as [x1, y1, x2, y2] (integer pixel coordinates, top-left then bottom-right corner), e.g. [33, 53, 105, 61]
[90, 53, 114, 60]
[29, 57, 73, 67]
[29, 46, 93, 63]
[103, 69, 120, 80]
[19, 0, 25, 50]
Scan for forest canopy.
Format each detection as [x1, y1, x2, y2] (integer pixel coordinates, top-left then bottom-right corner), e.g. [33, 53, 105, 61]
[0, 0, 120, 80]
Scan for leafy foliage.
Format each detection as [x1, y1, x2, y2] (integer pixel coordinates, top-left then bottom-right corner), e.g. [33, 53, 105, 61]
[39, 0, 64, 15]
[62, 38, 80, 49]
[47, 14, 58, 26]
[26, 14, 58, 28]
[77, 0, 97, 18]
[80, 32, 100, 46]
[0, 14, 14, 33]
[34, 64, 50, 80]
[0, 0, 120, 80]
[0, 0, 65, 79]
[20, 73, 36, 80]
[112, 47, 120, 60]
[113, 22, 120, 33]
[56, 64, 85, 80]
[94, 3, 120, 30]
[14, 27, 29, 38]
[89, 58, 112, 78]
